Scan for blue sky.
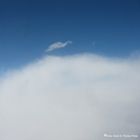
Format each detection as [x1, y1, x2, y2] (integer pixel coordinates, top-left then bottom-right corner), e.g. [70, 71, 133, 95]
[0, 0, 140, 69]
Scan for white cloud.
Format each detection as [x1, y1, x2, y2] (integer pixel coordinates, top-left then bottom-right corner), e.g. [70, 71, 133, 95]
[46, 41, 72, 52]
[0, 53, 140, 140]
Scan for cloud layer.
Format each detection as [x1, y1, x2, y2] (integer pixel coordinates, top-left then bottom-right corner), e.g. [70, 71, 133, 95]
[0, 54, 140, 140]
[46, 41, 72, 52]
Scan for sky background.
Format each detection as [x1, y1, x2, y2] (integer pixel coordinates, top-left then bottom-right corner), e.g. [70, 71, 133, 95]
[0, 0, 140, 69]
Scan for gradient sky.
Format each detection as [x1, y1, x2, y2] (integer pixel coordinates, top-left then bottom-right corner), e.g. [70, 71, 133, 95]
[0, 0, 140, 69]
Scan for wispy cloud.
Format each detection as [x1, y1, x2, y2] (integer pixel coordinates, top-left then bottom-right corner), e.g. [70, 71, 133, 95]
[0, 54, 140, 140]
[46, 41, 72, 52]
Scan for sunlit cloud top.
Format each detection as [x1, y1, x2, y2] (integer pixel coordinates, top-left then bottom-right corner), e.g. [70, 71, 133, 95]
[0, 53, 140, 140]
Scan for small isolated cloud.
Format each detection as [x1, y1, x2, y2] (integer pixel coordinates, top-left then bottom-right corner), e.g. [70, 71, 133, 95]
[46, 41, 72, 52]
[0, 53, 140, 140]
